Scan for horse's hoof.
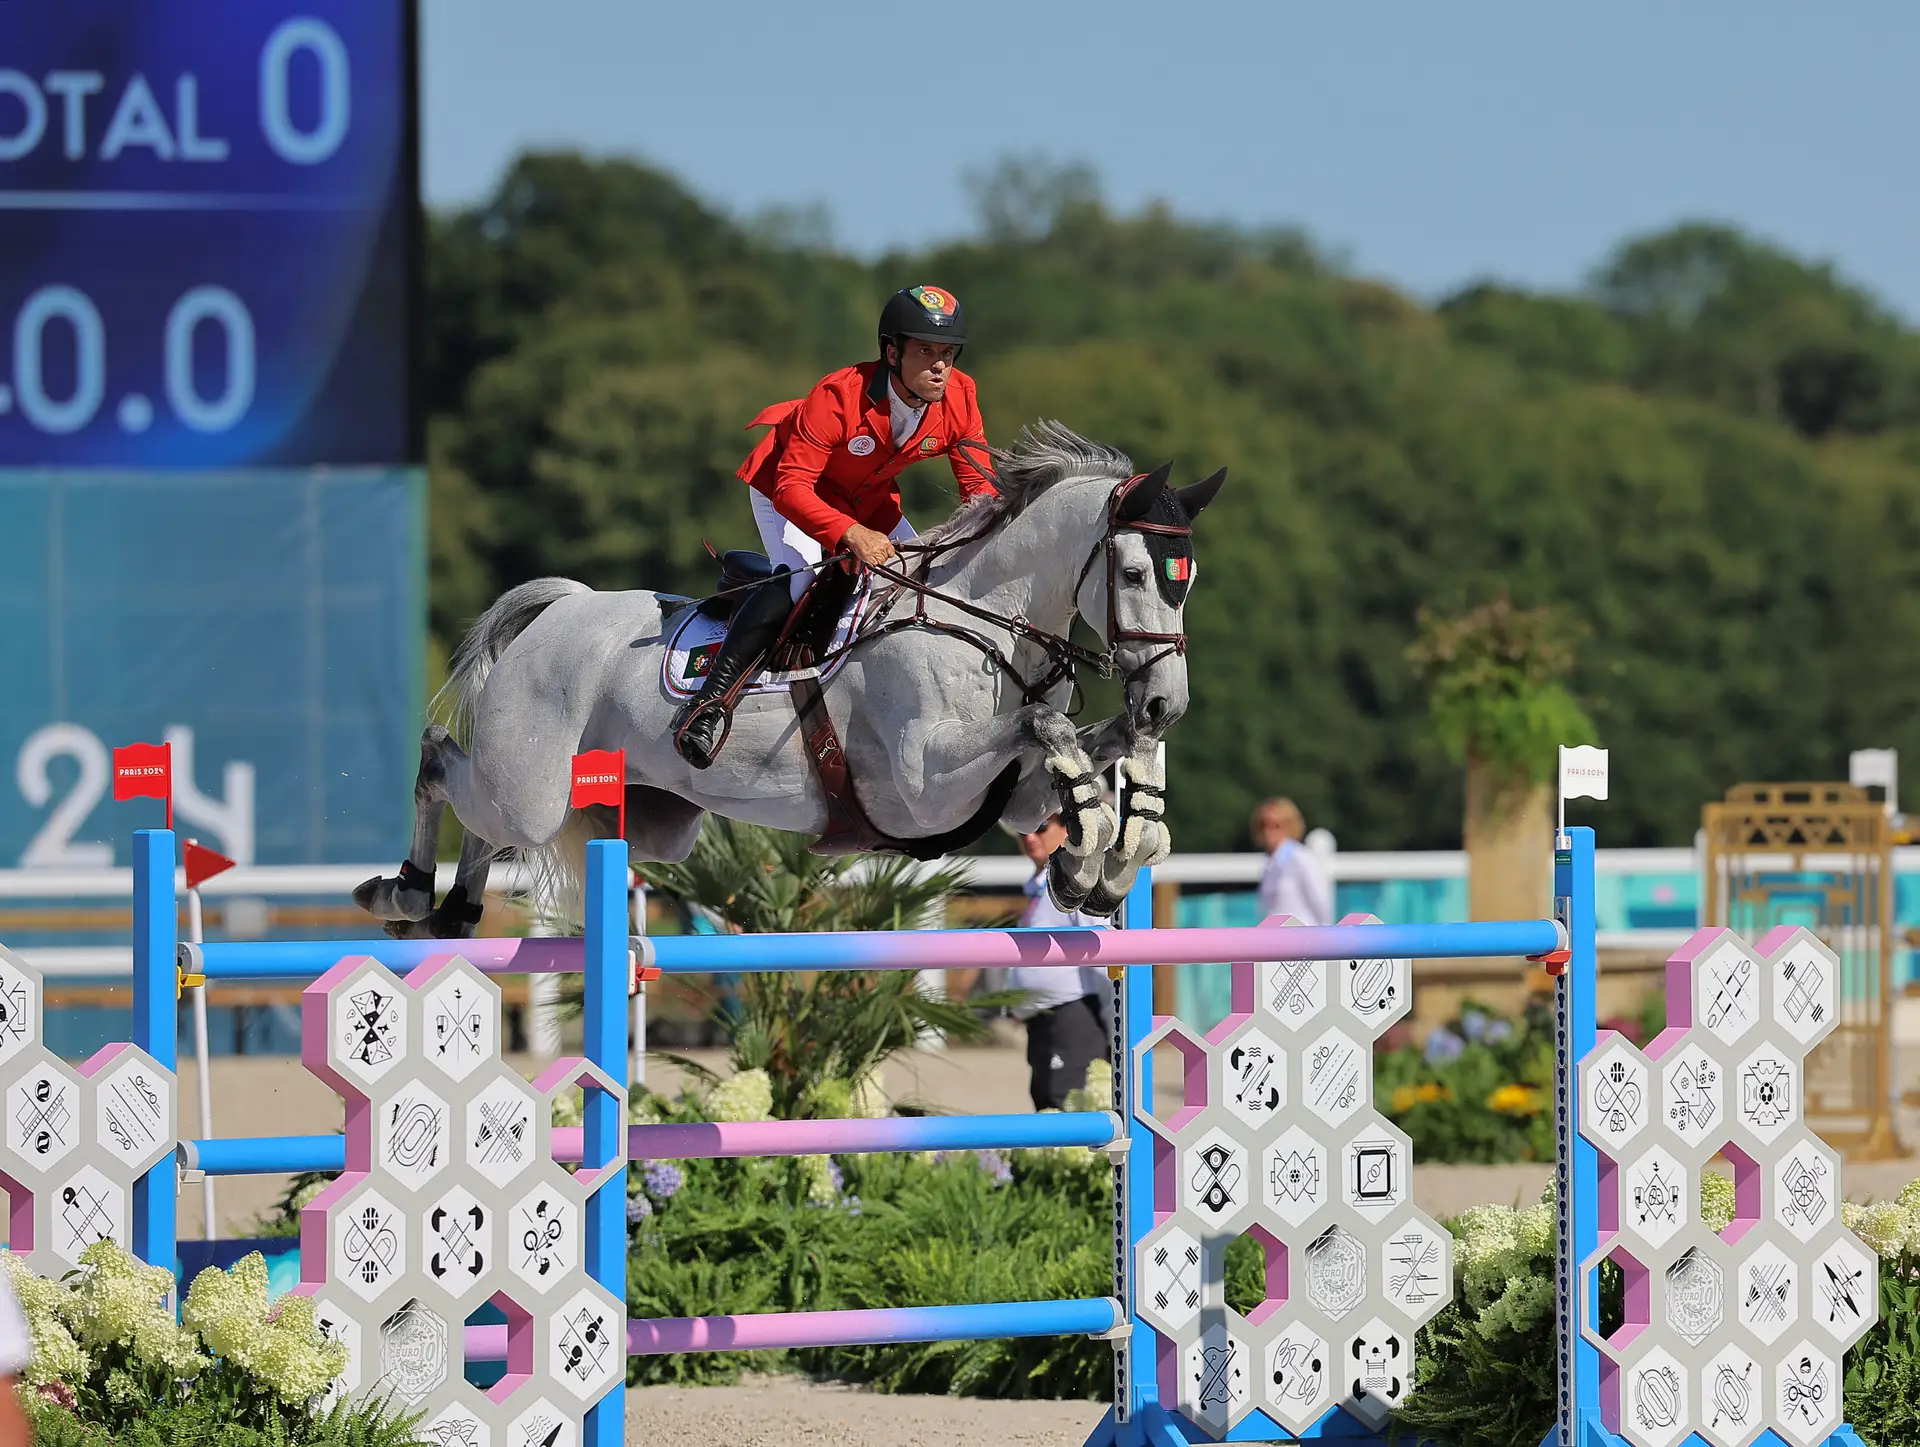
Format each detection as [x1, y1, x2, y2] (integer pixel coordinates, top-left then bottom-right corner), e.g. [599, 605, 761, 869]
[1046, 861, 1096, 915]
[1079, 886, 1126, 918]
[355, 874, 433, 922]
[382, 918, 435, 941]
[427, 911, 479, 941]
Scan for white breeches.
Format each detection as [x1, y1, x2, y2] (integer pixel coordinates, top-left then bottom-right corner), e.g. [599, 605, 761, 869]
[750, 490, 917, 601]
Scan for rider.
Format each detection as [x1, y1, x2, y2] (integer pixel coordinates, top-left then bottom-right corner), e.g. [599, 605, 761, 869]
[673, 285, 997, 768]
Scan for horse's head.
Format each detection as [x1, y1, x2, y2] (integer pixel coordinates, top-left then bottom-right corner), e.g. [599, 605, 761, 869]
[1080, 461, 1228, 742]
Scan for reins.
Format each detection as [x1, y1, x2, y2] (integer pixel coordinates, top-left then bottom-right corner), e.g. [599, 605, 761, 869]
[824, 464, 1190, 705]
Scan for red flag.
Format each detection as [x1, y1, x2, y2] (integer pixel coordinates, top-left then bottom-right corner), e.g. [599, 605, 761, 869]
[113, 742, 173, 829]
[571, 749, 627, 839]
[184, 840, 237, 891]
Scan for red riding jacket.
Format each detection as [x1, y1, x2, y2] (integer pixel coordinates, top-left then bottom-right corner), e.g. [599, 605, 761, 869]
[737, 360, 995, 549]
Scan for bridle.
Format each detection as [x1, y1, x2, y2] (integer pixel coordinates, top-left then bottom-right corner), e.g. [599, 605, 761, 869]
[835, 465, 1191, 710]
[1073, 471, 1192, 676]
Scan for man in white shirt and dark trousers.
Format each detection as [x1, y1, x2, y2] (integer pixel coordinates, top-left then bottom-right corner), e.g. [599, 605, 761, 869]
[1008, 815, 1113, 1110]
[1253, 796, 1334, 925]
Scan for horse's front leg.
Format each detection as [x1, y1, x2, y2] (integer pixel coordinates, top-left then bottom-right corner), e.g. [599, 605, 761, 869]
[909, 705, 1116, 908]
[1018, 707, 1120, 913]
[1081, 743, 1172, 919]
[999, 714, 1125, 832]
[1076, 714, 1131, 770]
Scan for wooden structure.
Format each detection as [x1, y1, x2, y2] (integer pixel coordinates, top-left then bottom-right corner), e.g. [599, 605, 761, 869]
[1702, 781, 1907, 1159]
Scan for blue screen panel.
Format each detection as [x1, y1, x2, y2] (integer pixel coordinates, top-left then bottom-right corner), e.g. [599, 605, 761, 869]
[0, 468, 424, 865]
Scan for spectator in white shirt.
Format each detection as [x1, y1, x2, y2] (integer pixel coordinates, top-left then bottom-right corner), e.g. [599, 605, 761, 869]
[1253, 797, 1334, 925]
[1008, 815, 1113, 1110]
[0, 1265, 33, 1445]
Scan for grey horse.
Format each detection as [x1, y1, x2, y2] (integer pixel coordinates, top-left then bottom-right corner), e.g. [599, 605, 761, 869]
[354, 422, 1225, 936]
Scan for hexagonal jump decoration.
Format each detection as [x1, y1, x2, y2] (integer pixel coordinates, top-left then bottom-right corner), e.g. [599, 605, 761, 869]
[1577, 927, 1877, 1447]
[294, 953, 626, 1443]
[0, 944, 175, 1275]
[1132, 915, 1450, 1439]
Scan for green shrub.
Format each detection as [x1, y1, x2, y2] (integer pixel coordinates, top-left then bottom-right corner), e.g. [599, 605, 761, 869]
[1376, 1001, 1557, 1163]
[24, 1393, 423, 1447]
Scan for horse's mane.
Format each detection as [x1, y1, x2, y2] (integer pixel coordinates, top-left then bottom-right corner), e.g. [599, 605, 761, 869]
[918, 420, 1133, 548]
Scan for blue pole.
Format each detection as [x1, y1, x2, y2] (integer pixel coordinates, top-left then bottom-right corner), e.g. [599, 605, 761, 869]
[186, 1135, 347, 1175]
[1120, 865, 1156, 1443]
[1554, 826, 1598, 1447]
[130, 829, 176, 1270]
[582, 837, 628, 1447]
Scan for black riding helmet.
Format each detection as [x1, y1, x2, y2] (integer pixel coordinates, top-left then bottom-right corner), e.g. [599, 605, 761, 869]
[878, 285, 967, 358]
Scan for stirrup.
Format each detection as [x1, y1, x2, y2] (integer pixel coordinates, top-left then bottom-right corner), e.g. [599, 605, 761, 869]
[673, 697, 735, 768]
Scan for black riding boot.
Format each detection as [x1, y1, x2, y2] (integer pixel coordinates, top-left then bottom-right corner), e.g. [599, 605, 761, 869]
[673, 571, 794, 769]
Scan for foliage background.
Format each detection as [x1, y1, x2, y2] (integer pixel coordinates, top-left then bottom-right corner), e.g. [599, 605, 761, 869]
[423, 153, 1920, 851]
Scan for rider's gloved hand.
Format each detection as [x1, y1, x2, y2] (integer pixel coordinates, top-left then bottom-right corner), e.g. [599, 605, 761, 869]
[841, 524, 899, 571]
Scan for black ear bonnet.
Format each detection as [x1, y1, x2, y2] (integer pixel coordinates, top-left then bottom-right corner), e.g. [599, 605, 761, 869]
[1139, 486, 1195, 606]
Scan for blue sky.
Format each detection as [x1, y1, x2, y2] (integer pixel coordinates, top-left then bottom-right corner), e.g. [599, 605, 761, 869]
[422, 1, 1918, 316]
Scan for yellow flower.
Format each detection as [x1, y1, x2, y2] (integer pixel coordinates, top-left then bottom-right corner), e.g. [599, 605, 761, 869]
[1390, 1082, 1451, 1113]
[1486, 1084, 1546, 1116]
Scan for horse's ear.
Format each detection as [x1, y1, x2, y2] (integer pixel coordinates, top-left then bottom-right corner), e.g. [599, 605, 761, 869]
[1117, 461, 1173, 522]
[1177, 467, 1227, 519]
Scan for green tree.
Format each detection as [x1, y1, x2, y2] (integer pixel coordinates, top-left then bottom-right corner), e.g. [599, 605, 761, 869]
[418, 151, 1920, 853]
[1408, 597, 1596, 920]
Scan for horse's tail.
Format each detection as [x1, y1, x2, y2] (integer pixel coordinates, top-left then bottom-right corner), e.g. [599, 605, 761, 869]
[432, 577, 591, 746]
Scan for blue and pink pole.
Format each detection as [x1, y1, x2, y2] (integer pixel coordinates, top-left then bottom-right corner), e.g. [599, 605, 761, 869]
[182, 918, 1564, 980]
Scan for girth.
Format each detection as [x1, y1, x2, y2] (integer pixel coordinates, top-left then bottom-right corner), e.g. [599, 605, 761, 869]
[790, 673, 1020, 859]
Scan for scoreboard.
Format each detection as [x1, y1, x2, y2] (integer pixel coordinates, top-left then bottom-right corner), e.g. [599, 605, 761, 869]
[0, 2, 422, 871]
[0, 2, 416, 466]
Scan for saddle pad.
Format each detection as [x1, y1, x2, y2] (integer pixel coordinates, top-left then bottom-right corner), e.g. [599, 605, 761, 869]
[661, 576, 870, 699]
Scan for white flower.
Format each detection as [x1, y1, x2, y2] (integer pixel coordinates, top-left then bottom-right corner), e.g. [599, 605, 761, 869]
[549, 1087, 584, 1129]
[799, 1154, 838, 1204]
[69, 1240, 201, 1378]
[1, 1252, 89, 1387]
[708, 1069, 774, 1123]
[1699, 1171, 1736, 1235]
[184, 1252, 345, 1403]
[1842, 1199, 1920, 1259]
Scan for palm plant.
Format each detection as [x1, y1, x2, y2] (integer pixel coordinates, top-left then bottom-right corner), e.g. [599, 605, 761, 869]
[639, 818, 1020, 1119]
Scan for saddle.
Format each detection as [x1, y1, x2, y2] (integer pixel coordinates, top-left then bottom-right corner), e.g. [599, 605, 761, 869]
[697, 549, 856, 671]
[693, 549, 1018, 860]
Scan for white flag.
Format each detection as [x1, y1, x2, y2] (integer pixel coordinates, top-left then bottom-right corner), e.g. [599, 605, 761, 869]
[1559, 744, 1609, 801]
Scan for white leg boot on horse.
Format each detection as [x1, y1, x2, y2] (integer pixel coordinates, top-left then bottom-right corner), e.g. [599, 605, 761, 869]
[350, 424, 1225, 933]
[1082, 746, 1172, 917]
